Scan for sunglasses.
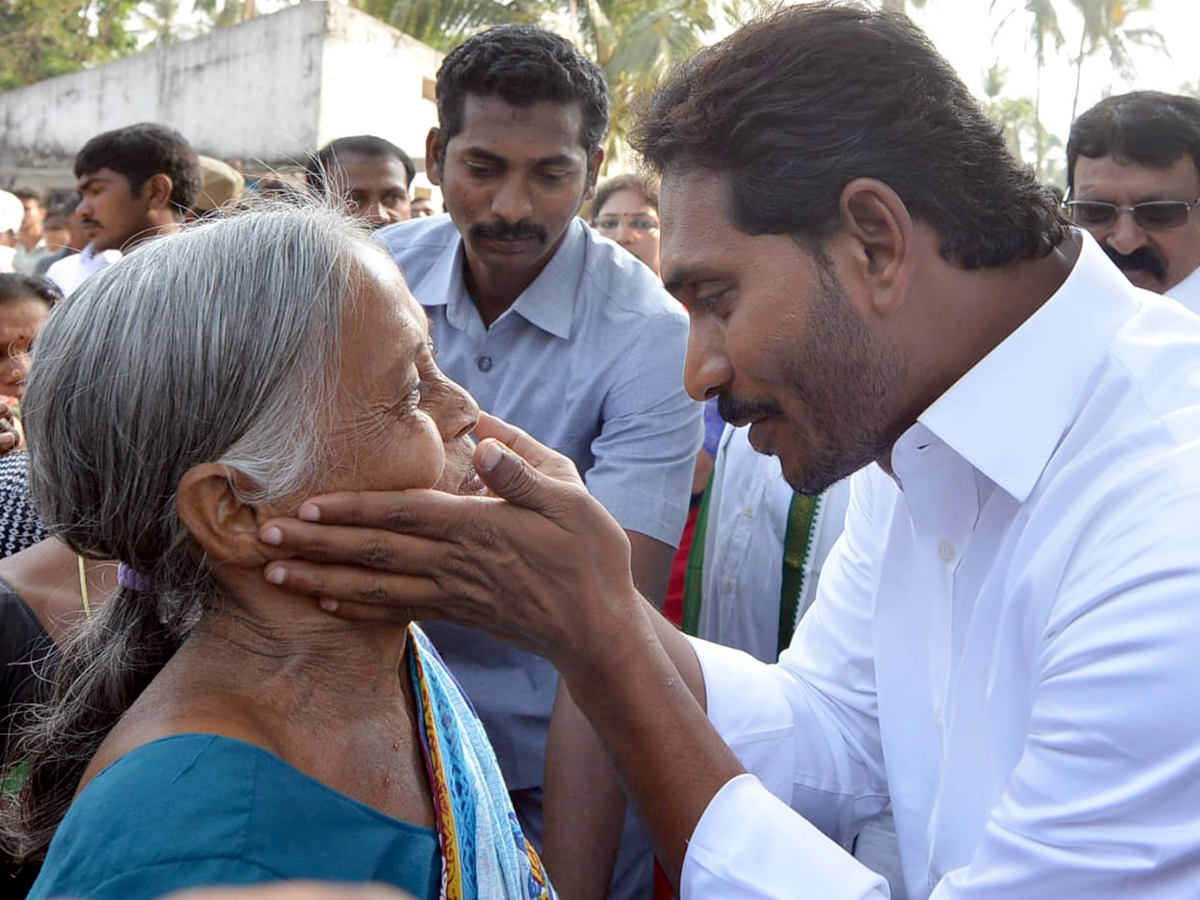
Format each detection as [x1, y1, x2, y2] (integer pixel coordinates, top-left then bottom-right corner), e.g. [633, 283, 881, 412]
[1062, 195, 1200, 231]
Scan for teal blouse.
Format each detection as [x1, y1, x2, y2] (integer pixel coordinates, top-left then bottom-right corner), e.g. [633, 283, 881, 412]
[28, 733, 440, 900]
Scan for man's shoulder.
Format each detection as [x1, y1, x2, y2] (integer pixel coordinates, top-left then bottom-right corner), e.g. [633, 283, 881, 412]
[575, 226, 684, 322]
[377, 215, 457, 271]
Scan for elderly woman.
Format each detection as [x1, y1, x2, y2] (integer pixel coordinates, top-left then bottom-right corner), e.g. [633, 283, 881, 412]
[0, 206, 553, 900]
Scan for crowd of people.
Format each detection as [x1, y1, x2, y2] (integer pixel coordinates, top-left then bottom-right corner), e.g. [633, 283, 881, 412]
[2, 2, 1200, 899]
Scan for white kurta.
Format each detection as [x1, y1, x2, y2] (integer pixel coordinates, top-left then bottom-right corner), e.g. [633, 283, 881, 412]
[682, 232, 1200, 900]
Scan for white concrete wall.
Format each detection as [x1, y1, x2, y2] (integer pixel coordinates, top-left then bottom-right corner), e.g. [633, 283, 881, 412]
[0, 2, 440, 186]
[319, 6, 441, 164]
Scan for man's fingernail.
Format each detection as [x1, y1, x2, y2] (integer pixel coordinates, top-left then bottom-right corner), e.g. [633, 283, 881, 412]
[478, 440, 502, 472]
[261, 526, 282, 546]
[265, 566, 286, 585]
[319, 598, 338, 612]
[299, 503, 321, 522]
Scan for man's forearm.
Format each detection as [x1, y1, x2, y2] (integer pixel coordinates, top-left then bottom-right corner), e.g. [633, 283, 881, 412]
[555, 599, 741, 887]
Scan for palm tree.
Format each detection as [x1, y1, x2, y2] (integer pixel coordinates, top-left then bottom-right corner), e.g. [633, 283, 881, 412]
[991, 0, 1065, 178]
[548, 0, 714, 171]
[1065, 0, 1163, 123]
[360, 0, 546, 51]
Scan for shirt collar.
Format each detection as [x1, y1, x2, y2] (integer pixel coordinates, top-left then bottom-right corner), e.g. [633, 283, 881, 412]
[419, 218, 585, 339]
[912, 230, 1139, 503]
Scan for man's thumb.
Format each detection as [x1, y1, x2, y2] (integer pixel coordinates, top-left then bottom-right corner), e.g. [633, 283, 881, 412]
[475, 438, 554, 511]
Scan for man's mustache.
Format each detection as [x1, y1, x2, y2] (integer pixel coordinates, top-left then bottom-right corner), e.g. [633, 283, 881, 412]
[717, 393, 783, 426]
[470, 220, 547, 243]
[1104, 243, 1166, 282]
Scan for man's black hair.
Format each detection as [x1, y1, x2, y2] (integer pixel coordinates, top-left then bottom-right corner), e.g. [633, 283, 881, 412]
[1067, 91, 1200, 195]
[306, 135, 417, 195]
[633, 2, 1068, 269]
[74, 123, 201, 215]
[434, 25, 608, 170]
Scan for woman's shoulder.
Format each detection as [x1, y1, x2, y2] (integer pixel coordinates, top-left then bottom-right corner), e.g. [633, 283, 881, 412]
[32, 734, 440, 900]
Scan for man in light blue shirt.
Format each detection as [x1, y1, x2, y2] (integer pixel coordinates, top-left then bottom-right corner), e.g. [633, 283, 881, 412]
[377, 24, 700, 900]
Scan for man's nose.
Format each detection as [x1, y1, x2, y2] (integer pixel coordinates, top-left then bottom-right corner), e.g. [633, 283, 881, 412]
[491, 176, 534, 223]
[1104, 209, 1148, 256]
[683, 318, 732, 402]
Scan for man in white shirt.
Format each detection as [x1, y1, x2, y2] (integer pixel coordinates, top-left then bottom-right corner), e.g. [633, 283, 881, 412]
[47, 123, 200, 296]
[1065, 91, 1200, 311]
[260, 6, 1200, 899]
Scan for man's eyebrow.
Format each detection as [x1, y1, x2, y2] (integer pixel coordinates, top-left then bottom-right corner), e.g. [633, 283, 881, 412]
[663, 265, 704, 297]
[462, 147, 577, 168]
[77, 176, 106, 191]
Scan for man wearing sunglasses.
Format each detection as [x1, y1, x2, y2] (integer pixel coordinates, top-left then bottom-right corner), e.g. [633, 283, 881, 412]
[1066, 91, 1200, 308]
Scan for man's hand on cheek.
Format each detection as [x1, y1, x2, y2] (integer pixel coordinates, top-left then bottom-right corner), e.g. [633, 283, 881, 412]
[258, 413, 641, 667]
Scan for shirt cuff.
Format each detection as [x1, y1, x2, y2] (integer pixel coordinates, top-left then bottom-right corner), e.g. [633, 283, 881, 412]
[682, 773, 890, 900]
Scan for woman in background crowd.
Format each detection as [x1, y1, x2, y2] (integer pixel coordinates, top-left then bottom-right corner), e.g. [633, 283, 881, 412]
[589, 174, 661, 276]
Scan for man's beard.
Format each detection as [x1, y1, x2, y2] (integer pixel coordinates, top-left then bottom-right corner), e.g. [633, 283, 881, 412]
[724, 252, 909, 497]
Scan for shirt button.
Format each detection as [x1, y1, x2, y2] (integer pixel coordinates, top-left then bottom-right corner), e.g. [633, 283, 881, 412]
[937, 540, 956, 563]
[477, 356, 493, 372]
[743, 505, 755, 517]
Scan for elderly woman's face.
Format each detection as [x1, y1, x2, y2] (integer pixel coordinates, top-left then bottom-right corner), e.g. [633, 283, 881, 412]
[327, 250, 481, 496]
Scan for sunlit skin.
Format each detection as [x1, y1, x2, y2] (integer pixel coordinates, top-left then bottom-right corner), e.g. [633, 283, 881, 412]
[329, 154, 413, 228]
[592, 188, 661, 275]
[660, 169, 909, 495]
[0, 296, 51, 400]
[1072, 154, 1200, 293]
[76, 167, 179, 252]
[426, 95, 601, 326]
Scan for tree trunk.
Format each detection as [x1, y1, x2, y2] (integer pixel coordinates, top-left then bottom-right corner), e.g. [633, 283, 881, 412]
[1069, 25, 1087, 126]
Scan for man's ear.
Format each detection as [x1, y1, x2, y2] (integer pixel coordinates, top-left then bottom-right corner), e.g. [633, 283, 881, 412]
[425, 128, 444, 186]
[141, 173, 175, 212]
[584, 149, 605, 202]
[837, 177, 914, 314]
[176, 463, 277, 567]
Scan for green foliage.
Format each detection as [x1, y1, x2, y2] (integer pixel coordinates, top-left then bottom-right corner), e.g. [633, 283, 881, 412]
[359, 0, 545, 51]
[0, 0, 138, 90]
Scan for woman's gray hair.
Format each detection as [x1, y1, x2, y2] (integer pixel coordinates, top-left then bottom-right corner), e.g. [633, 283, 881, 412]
[2, 202, 383, 863]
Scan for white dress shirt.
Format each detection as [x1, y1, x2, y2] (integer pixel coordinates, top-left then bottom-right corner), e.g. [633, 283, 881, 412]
[1164, 262, 1200, 314]
[45, 243, 121, 296]
[682, 232, 1200, 899]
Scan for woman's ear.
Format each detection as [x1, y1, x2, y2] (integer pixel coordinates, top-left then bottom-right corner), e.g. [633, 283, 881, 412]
[837, 177, 915, 315]
[176, 464, 276, 567]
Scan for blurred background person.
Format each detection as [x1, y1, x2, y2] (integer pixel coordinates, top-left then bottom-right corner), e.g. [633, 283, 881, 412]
[33, 198, 87, 277]
[0, 274, 59, 408]
[46, 123, 200, 296]
[191, 156, 246, 219]
[307, 135, 416, 228]
[11, 189, 52, 275]
[589, 174, 661, 276]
